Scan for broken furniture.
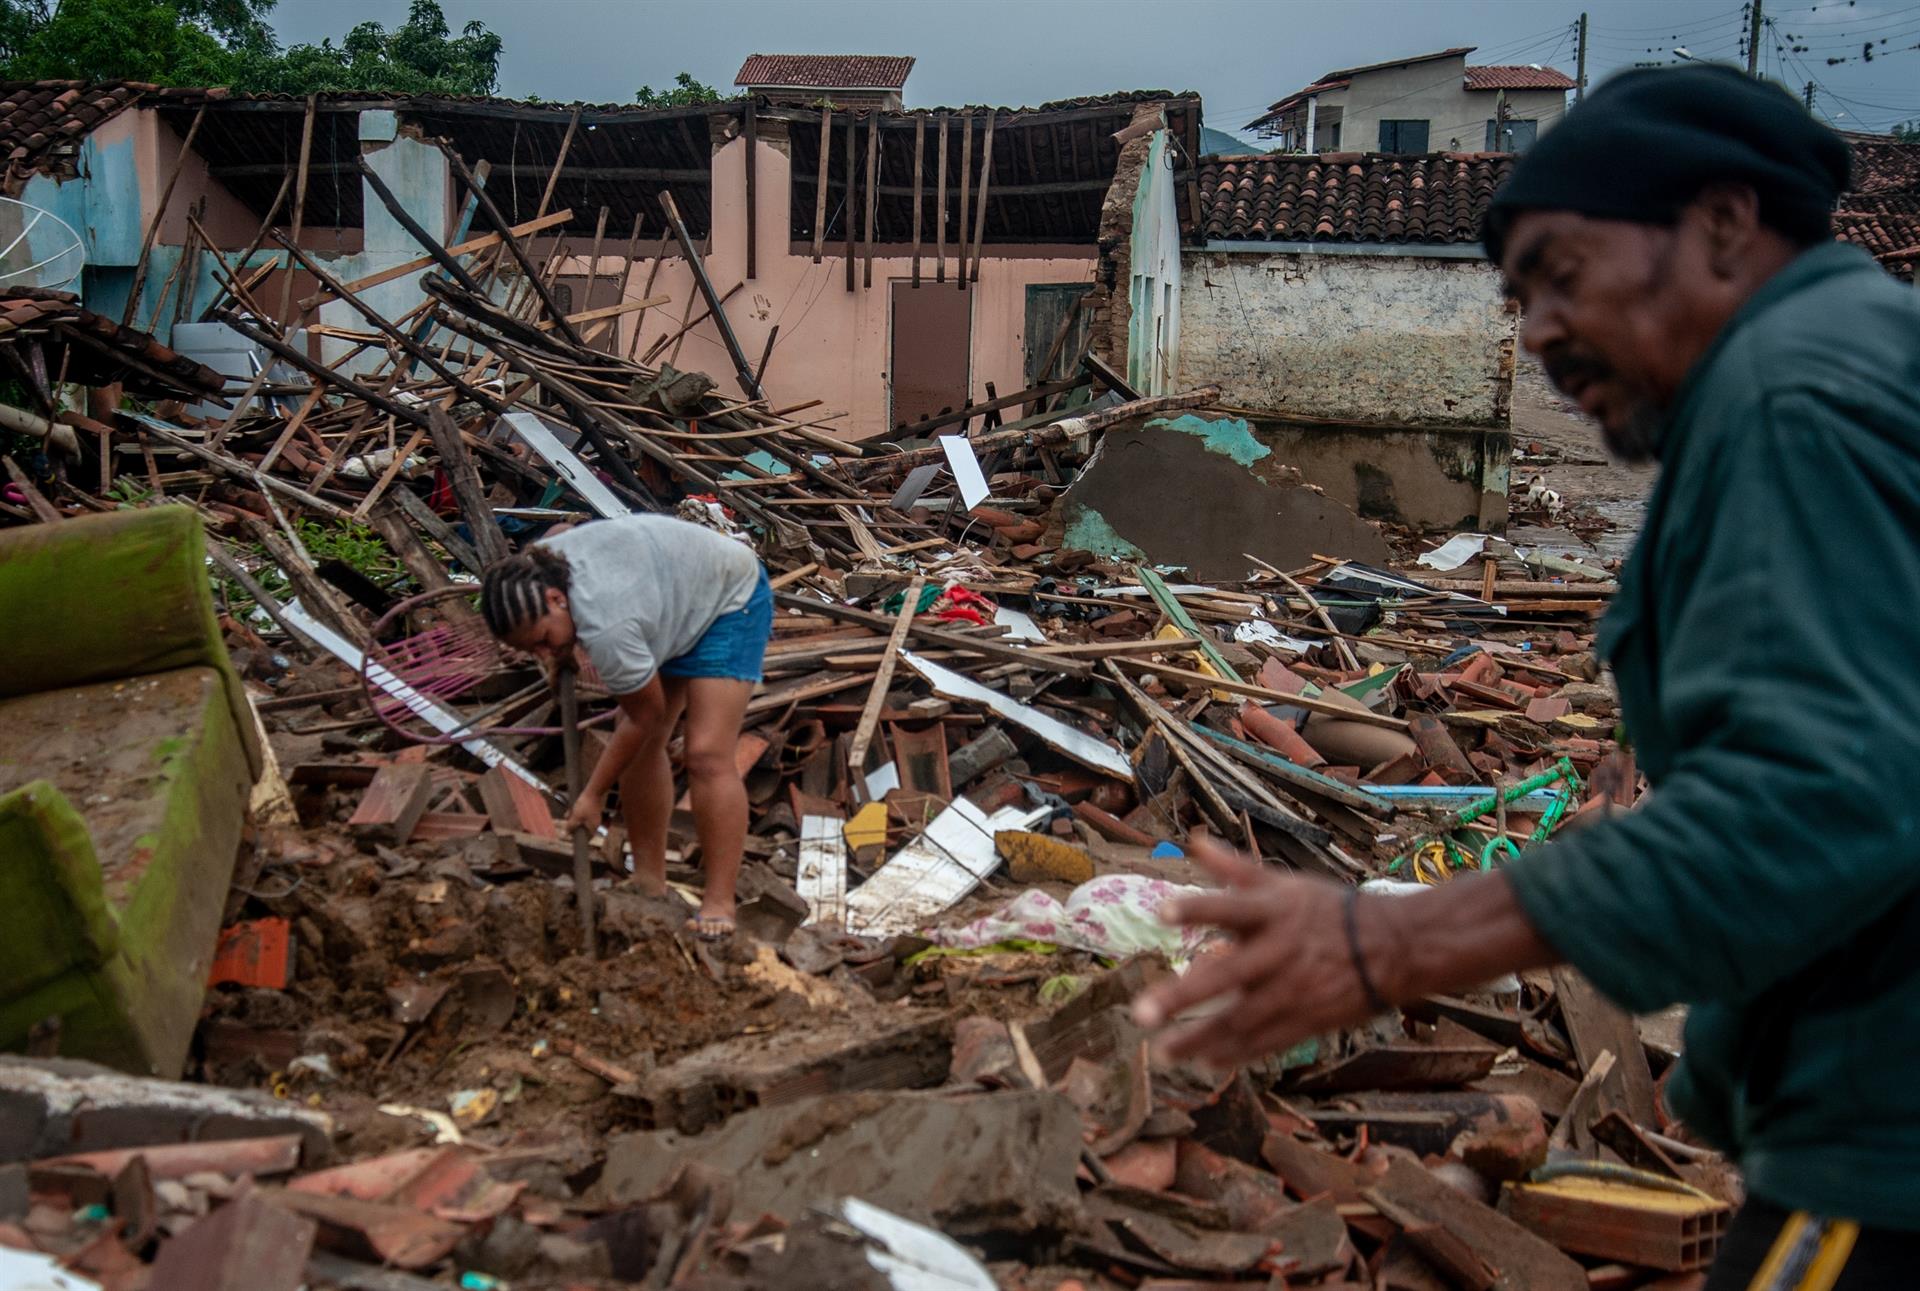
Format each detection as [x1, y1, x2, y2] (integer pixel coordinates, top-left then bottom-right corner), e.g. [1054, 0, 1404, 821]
[0, 507, 262, 1077]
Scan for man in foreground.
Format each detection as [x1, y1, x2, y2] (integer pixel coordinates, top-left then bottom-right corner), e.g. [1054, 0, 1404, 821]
[1135, 64, 1920, 1288]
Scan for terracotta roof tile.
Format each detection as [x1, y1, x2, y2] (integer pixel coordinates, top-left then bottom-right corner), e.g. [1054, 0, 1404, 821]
[0, 288, 224, 396]
[1849, 140, 1920, 195]
[733, 54, 915, 91]
[1463, 64, 1577, 91]
[1197, 152, 1515, 245]
[0, 80, 151, 178]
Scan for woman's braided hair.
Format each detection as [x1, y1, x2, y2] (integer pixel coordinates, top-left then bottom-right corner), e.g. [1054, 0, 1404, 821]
[480, 546, 573, 638]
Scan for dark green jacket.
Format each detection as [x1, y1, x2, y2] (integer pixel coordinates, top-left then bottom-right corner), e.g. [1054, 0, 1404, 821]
[1508, 242, 1920, 1228]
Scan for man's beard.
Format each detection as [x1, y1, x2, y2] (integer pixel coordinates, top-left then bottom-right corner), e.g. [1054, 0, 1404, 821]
[1601, 403, 1662, 464]
[1543, 346, 1662, 464]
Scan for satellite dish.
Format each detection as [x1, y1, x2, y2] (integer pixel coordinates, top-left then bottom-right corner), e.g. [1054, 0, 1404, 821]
[0, 196, 85, 291]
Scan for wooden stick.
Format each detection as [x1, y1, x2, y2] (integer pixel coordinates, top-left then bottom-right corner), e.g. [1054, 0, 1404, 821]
[536, 292, 670, 331]
[123, 105, 205, 326]
[862, 111, 879, 290]
[276, 95, 317, 327]
[935, 112, 949, 284]
[256, 385, 326, 474]
[444, 148, 588, 348]
[352, 427, 425, 519]
[773, 591, 1092, 679]
[303, 210, 572, 312]
[848, 573, 924, 796]
[968, 113, 996, 286]
[624, 228, 671, 361]
[658, 191, 763, 402]
[557, 665, 598, 960]
[955, 113, 973, 287]
[2, 456, 60, 522]
[844, 114, 857, 292]
[425, 406, 511, 567]
[584, 204, 609, 316]
[910, 116, 925, 287]
[753, 323, 778, 390]
[1245, 553, 1362, 673]
[811, 107, 832, 264]
[143, 215, 194, 334]
[202, 170, 291, 321]
[743, 99, 758, 280]
[540, 107, 584, 222]
[1114, 657, 1408, 729]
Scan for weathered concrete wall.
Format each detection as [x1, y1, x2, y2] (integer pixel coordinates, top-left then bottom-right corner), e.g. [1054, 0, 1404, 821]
[1248, 416, 1510, 533]
[1179, 249, 1514, 428]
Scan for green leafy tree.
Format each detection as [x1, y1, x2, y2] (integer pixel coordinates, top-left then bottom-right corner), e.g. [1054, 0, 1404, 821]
[0, 0, 502, 96]
[634, 71, 721, 107]
[0, 0, 262, 83]
[1894, 120, 1920, 143]
[230, 0, 502, 95]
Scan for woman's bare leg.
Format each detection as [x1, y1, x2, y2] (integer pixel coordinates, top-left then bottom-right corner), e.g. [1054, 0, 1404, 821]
[618, 680, 688, 896]
[678, 676, 756, 930]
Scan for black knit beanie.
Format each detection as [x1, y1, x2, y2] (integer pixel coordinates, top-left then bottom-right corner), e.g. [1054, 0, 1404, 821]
[1482, 63, 1851, 264]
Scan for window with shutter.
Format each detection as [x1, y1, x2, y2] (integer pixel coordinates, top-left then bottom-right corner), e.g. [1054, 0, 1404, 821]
[1378, 119, 1430, 153]
[1485, 118, 1540, 152]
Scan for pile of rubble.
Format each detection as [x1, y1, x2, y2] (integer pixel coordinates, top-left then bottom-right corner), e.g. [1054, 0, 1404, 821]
[0, 137, 1720, 1291]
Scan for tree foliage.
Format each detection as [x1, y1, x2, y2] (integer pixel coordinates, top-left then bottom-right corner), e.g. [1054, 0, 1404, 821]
[1894, 120, 1920, 143]
[633, 71, 722, 108]
[0, 0, 502, 95]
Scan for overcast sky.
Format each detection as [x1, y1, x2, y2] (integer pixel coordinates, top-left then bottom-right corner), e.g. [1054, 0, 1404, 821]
[268, 0, 1920, 139]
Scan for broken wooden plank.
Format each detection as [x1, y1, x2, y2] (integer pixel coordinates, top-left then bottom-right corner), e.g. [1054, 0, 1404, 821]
[425, 406, 510, 568]
[862, 110, 879, 290]
[848, 574, 925, 796]
[1552, 966, 1660, 1131]
[968, 111, 996, 285]
[935, 111, 949, 284]
[659, 189, 765, 402]
[910, 114, 925, 286]
[811, 107, 832, 263]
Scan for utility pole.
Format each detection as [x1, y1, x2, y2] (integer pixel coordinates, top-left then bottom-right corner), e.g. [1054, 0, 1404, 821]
[1805, 80, 1816, 110]
[1576, 12, 1589, 102]
[1747, 0, 1764, 76]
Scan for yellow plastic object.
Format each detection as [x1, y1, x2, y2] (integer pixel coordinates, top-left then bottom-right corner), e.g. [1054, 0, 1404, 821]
[845, 801, 889, 852]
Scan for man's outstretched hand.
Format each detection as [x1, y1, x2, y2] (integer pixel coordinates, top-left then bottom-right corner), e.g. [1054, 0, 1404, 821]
[1130, 837, 1394, 1066]
[1130, 837, 1560, 1067]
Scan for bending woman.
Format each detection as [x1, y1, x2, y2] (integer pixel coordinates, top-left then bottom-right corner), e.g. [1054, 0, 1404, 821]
[479, 514, 773, 940]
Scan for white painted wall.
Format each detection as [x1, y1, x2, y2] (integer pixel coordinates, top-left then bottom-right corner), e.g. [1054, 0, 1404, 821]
[1125, 130, 1183, 395]
[1178, 249, 1515, 428]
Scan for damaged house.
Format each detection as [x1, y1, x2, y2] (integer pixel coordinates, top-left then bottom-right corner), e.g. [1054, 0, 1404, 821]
[1093, 137, 1517, 533]
[0, 77, 1202, 442]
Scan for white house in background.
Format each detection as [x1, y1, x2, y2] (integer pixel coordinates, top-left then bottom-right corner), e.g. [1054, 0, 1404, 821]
[1246, 47, 1576, 155]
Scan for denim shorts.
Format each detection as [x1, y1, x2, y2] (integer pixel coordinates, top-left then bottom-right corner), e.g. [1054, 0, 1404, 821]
[660, 568, 773, 683]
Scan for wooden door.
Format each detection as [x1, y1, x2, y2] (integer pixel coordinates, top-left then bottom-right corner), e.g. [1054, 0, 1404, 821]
[1023, 283, 1093, 387]
[889, 280, 971, 431]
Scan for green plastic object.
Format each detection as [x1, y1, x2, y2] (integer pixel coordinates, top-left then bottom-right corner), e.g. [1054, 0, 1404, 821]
[1389, 757, 1583, 879]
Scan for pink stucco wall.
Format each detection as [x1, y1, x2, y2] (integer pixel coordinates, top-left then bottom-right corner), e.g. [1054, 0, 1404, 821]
[571, 133, 1096, 440]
